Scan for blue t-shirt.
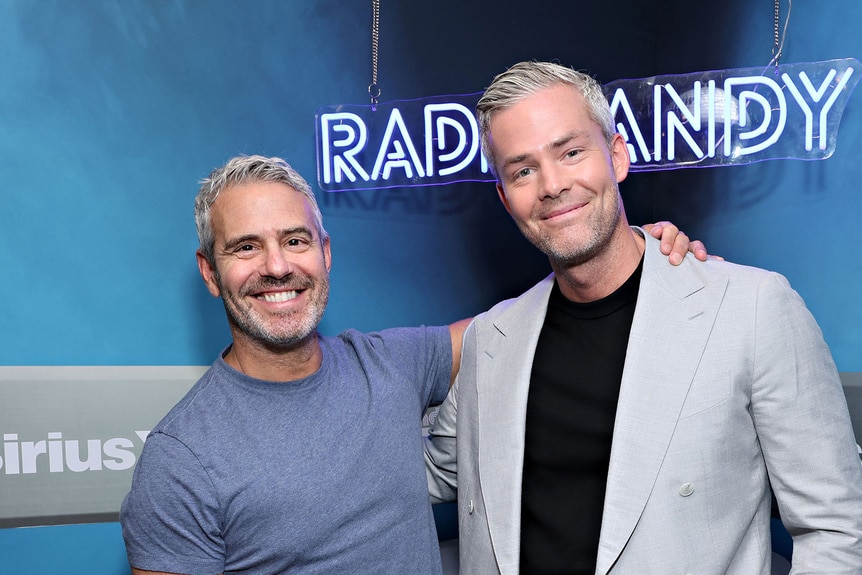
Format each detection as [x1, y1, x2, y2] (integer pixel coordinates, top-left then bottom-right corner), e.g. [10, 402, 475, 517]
[121, 326, 452, 575]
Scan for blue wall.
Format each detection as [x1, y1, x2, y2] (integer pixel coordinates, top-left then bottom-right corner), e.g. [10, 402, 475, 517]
[641, 0, 862, 371]
[1, 1, 859, 572]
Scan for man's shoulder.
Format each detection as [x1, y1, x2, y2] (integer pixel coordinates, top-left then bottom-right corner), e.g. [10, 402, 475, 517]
[149, 362, 230, 436]
[324, 326, 451, 370]
[331, 325, 449, 347]
[643, 233, 782, 290]
[640, 247, 805, 323]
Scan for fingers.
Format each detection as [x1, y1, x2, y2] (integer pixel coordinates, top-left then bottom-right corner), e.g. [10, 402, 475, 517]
[644, 221, 712, 264]
[689, 240, 710, 262]
[668, 232, 687, 265]
[656, 223, 687, 266]
[644, 221, 675, 241]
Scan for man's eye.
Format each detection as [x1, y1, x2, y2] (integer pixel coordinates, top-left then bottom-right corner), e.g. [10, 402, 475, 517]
[516, 167, 532, 179]
[286, 238, 311, 250]
[230, 244, 258, 256]
[566, 149, 580, 158]
[227, 244, 257, 258]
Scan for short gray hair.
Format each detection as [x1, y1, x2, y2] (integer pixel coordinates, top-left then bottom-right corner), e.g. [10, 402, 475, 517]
[477, 61, 616, 176]
[195, 155, 328, 263]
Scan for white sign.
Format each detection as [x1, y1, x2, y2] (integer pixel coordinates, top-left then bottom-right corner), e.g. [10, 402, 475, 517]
[0, 366, 202, 527]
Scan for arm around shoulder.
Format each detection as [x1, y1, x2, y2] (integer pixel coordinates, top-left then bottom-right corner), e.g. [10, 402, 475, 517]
[642, 221, 712, 264]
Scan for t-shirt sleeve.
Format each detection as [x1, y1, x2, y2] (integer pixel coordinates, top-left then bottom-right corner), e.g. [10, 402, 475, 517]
[120, 432, 225, 575]
[351, 325, 452, 407]
[417, 325, 453, 406]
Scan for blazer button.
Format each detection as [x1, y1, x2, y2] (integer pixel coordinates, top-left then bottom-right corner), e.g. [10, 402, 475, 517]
[468, 500, 475, 514]
[678, 483, 694, 497]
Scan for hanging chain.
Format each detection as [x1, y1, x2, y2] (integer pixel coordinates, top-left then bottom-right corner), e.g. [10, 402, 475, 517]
[770, 0, 792, 69]
[368, 0, 381, 107]
[771, 0, 781, 65]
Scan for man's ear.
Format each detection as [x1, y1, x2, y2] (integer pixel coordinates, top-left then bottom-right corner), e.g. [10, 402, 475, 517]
[610, 133, 631, 184]
[196, 250, 221, 298]
[322, 237, 332, 272]
[496, 182, 512, 215]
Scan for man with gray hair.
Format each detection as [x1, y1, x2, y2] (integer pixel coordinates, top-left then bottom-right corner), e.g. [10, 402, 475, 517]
[425, 61, 862, 574]
[120, 155, 468, 575]
[120, 154, 702, 574]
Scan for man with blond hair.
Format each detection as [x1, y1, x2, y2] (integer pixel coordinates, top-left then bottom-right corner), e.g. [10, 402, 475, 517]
[425, 61, 862, 574]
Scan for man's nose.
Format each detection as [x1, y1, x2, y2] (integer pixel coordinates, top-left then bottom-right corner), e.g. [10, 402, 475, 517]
[262, 246, 294, 278]
[539, 163, 568, 200]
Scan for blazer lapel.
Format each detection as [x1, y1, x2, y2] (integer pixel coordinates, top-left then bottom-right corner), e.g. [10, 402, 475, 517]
[477, 275, 555, 575]
[595, 233, 728, 573]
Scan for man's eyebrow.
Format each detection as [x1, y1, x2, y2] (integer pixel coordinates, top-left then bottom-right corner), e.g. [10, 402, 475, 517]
[499, 131, 589, 170]
[278, 226, 315, 240]
[549, 130, 594, 152]
[549, 132, 579, 151]
[500, 152, 532, 170]
[221, 234, 261, 252]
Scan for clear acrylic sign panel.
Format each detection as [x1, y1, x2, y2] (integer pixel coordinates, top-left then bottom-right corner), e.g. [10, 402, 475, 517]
[315, 59, 860, 191]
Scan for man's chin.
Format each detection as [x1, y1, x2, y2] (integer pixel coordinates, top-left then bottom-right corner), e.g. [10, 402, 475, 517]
[261, 333, 317, 352]
[228, 317, 318, 351]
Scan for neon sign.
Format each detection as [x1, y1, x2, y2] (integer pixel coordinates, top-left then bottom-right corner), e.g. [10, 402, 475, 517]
[315, 59, 859, 191]
[316, 92, 489, 192]
[606, 58, 859, 170]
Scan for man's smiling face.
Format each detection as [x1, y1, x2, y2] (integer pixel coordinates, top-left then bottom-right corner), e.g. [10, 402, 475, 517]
[491, 83, 630, 268]
[198, 180, 331, 351]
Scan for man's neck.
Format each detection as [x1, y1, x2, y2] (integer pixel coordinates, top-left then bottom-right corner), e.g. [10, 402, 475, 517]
[224, 334, 323, 382]
[552, 225, 645, 303]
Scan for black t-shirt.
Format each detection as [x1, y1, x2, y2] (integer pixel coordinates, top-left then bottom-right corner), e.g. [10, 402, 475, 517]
[520, 259, 642, 574]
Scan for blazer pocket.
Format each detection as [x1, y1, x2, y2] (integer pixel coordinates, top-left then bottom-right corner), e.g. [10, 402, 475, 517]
[678, 369, 731, 420]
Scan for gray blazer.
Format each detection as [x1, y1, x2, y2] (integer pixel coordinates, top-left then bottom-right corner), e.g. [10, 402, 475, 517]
[425, 231, 862, 574]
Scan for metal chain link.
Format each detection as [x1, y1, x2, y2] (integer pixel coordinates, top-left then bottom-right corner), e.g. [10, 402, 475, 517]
[772, 0, 781, 64]
[368, 0, 381, 106]
[770, 0, 792, 69]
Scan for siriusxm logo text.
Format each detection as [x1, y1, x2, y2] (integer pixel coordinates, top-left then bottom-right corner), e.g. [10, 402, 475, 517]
[1, 431, 148, 474]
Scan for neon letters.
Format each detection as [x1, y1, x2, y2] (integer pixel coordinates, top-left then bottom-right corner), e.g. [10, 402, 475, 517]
[315, 59, 859, 191]
[605, 58, 859, 170]
[317, 93, 490, 192]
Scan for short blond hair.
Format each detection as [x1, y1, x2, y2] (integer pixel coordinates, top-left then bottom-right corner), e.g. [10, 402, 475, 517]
[477, 61, 615, 176]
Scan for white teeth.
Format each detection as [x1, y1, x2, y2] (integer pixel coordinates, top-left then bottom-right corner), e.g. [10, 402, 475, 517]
[260, 291, 298, 303]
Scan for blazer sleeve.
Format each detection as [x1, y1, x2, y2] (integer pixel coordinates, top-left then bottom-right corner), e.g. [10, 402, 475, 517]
[751, 271, 862, 572]
[424, 321, 475, 503]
